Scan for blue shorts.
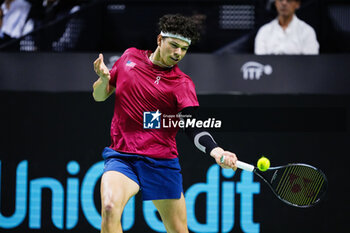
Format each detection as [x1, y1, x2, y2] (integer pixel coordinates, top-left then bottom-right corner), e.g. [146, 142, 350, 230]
[102, 147, 183, 201]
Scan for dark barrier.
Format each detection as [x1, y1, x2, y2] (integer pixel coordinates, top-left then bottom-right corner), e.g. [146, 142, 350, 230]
[0, 53, 350, 94]
[0, 91, 349, 233]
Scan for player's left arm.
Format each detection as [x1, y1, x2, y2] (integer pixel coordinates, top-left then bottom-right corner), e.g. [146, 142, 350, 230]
[92, 54, 115, 101]
[180, 107, 237, 170]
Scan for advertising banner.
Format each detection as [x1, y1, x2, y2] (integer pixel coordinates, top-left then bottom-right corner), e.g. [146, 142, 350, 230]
[0, 53, 349, 94]
[1, 92, 348, 233]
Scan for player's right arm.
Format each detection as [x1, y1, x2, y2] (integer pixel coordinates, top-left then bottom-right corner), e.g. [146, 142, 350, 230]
[92, 53, 115, 102]
[181, 107, 237, 170]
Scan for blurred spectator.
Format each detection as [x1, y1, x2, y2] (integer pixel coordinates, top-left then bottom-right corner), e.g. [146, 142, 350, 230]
[0, 8, 3, 29]
[0, 0, 31, 43]
[40, 0, 84, 51]
[254, 0, 319, 55]
[18, 1, 44, 51]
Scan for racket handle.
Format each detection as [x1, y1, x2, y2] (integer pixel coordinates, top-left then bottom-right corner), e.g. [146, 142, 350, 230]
[236, 161, 255, 172]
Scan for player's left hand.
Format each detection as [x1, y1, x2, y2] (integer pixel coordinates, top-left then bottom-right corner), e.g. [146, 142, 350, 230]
[93, 53, 110, 81]
[210, 147, 237, 170]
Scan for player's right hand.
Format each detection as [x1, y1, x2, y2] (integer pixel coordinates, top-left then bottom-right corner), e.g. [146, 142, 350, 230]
[210, 147, 238, 171]
[93, 53, 110, 82]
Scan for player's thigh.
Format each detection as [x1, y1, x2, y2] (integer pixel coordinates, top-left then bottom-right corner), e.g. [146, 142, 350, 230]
[152, 193, 188, 233]
[100, 171, 140, 213]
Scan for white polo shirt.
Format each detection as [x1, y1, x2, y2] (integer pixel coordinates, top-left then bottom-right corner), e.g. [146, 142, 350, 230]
[254, 15, 319, 55]
[0, 0, 31, 38]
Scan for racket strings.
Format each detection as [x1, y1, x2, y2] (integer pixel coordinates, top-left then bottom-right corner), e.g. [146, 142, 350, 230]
[275, 165, 325, 206]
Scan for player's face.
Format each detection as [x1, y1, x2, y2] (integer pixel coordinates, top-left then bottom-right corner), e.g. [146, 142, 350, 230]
[159, 37, 189, 66]
[275, 0, 300, 18]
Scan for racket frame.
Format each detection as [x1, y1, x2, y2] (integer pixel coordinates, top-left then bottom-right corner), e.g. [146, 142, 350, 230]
[236, 161, 328, 208]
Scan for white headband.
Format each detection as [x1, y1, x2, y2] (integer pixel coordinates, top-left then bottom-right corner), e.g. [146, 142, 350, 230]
[160, 31, 191, 45]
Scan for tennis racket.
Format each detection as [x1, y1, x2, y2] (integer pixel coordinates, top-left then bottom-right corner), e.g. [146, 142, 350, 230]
[236, 161, 327, 208]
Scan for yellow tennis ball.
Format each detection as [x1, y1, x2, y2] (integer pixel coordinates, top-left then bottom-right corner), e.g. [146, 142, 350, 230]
[257, 157, 270, 171]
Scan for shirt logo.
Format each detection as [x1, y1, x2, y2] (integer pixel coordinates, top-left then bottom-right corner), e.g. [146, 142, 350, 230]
[143, 110, 161, 129]
[241, 61, 272, 80]
[154, 76, 161, 84]
[126, 60, 136, 68]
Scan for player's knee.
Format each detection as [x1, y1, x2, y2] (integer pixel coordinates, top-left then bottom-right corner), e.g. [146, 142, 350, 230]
[102, 201, 114, 213]
[102, 200, 123, 219]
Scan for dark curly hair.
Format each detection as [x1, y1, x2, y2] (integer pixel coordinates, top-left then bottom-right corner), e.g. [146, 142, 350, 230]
[158, 14, 201, 44]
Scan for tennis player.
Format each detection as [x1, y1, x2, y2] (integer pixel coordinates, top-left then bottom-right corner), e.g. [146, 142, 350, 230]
[93, 14, 238, 233]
